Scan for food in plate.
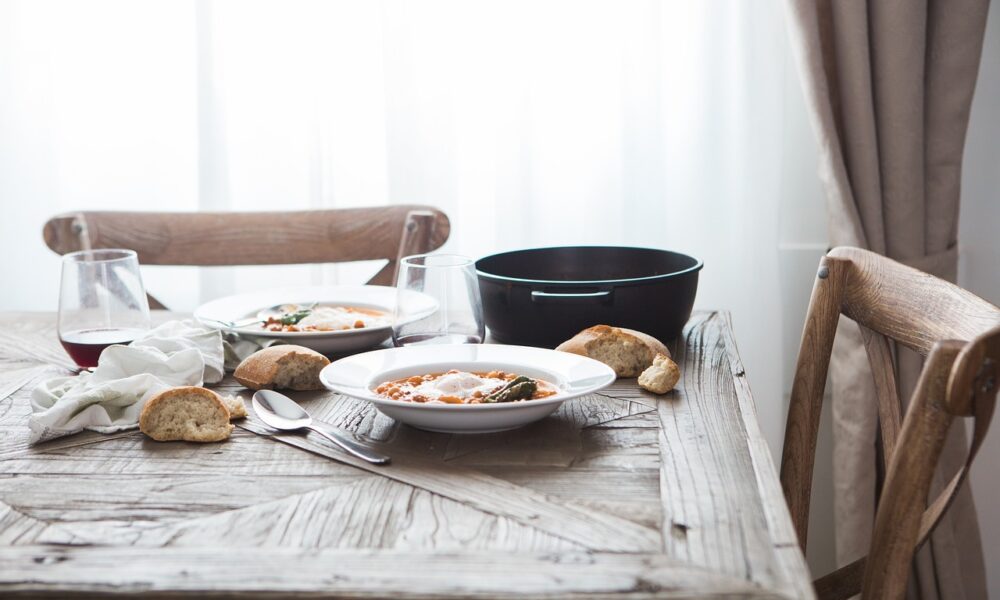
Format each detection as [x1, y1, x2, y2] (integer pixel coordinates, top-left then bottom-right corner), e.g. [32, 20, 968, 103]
[321, 344, 616, 433]
[234, 345, 331, 391]
[638, 353, 681, 394]
[556, 325, 670, 377]
[139, 386, 237, 442]
[374, 370, 558, 405]
[259, 304, 389, 333]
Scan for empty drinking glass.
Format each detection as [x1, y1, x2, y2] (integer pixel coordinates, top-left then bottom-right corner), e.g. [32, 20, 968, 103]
[392, 254, 485, 346]
[58, 249, 151, 368]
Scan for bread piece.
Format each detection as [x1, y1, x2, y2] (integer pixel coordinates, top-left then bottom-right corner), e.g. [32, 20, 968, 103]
[218, 393, 247, 419]
[234, 345, 330, 391]
[139, 386, 233, 442]
[556, 325, 670, 377]
[638, 353, 681, 394]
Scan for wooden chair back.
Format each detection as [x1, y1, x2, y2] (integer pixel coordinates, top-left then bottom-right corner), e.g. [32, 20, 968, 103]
[780, 246, 1000, 600]
[43, 206, 450, 308]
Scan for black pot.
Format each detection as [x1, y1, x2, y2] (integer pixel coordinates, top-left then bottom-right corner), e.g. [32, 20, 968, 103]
[475, 246, 703, 348]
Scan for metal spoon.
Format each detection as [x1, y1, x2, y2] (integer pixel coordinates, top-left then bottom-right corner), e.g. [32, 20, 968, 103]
[252, 390, 390, 465]
[208, 302, 320, 330]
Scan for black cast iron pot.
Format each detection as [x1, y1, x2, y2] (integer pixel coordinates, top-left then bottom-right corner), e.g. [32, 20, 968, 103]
[475, 246, 703, 348]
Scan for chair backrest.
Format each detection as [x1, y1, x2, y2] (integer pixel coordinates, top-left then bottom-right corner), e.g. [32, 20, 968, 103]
[43, 206, 450, 308]
[780, 246, 1000, 600]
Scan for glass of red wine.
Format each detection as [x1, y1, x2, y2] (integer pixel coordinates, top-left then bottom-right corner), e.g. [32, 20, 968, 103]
[58, 249, 151, 368]
[392, 254, 485, 346]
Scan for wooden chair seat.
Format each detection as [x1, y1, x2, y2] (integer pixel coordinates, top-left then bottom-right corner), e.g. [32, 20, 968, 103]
[780, 246, 1000, 599]
[43, 206, 450, 308]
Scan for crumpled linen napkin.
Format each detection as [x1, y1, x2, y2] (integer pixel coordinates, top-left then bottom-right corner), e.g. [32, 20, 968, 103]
[28, 320, 262, 444]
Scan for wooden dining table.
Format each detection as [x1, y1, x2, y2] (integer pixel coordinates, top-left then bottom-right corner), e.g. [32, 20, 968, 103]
[0, 310, 814, 599]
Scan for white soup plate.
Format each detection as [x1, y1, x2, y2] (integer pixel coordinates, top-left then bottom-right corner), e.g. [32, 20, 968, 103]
[320, 344, 617, 433]
[194, 285, 436, 355]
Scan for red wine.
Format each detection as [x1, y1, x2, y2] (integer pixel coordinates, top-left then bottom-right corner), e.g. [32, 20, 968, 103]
[394, 333, 483, 347]
[59, 328, 146, 368]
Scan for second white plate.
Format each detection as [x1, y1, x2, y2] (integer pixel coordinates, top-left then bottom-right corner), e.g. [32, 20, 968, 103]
[194, 285, 436, 355]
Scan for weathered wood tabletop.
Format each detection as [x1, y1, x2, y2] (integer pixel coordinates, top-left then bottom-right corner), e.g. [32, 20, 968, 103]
[0, 310, 813, 599]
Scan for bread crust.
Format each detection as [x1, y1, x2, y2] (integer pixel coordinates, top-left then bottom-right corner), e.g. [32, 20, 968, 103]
[555, 325, 671, 378]
[139, 386, 232, 442]
[233, 345, 330, 391]
[555, 325, 670, 359]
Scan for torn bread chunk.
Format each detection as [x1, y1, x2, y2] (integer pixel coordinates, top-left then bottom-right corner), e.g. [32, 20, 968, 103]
[638, 353, 681, 394]
[218, 393, 247, 420]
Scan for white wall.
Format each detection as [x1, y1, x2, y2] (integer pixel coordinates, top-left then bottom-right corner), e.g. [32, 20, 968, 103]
[960, 4, 1000, 595]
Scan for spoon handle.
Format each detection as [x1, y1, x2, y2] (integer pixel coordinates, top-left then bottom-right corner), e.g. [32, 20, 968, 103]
[306, 424, 391, 465]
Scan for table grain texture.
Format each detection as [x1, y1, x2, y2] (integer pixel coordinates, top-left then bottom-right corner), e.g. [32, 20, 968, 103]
[0, 310, 813, 599]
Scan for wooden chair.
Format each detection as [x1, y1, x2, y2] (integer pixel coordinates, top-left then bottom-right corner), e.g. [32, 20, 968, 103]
[43, 206, 450, 308]
[780, 246, 1000, 599]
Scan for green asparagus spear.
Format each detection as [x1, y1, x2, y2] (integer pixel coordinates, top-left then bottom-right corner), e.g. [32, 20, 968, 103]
[483, 376, 538, 403]
[278, 302, 319, 325]
[279, 309, 312, 325]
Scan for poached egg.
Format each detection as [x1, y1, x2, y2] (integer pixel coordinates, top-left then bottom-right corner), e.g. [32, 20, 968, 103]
[296, 306, 388, 331]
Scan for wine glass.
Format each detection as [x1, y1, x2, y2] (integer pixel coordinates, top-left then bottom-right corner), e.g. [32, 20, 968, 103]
[58, 249, 151, 368]
[392, 254, 485, 346]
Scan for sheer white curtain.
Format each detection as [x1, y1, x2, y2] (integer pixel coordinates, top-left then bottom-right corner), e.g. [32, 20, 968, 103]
[0, 0, 827, 464]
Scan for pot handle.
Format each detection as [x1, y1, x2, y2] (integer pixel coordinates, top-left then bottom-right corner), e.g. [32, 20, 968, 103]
[530, 289, 612, 304]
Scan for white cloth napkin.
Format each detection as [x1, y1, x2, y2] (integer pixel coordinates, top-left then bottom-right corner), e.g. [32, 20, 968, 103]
[130, 320, 228, 384]
[28, 320, 259, 444]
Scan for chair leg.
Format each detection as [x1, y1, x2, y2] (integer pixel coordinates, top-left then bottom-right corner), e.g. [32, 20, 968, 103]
[780, 255, 847, 549]
[861, 340, 963, 600]
[813, 558, 864, 600]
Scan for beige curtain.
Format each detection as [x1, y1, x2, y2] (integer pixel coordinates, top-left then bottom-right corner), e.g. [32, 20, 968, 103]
[784, 0, 991, 598]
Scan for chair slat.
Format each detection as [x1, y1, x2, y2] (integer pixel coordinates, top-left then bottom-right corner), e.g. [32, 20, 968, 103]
[43, 207, 451, 310]
[859, 326, 902, 466]
[44, 207, 450, 267]
[831, 247, 1000, 355]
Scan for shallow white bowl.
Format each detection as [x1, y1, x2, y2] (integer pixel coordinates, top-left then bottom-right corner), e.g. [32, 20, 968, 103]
[194, 285, 436, 355]
[320, 344, 617, 433]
